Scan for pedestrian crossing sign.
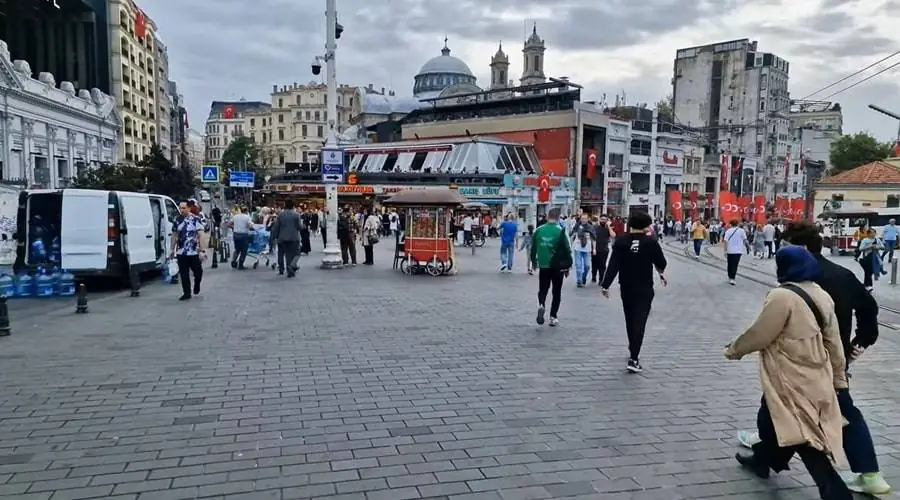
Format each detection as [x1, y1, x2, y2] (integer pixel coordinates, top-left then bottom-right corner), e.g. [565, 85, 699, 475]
[201, 165, 219, 184]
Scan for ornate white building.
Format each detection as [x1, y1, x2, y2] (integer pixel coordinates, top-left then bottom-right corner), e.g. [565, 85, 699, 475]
[0, 40, 120, 189]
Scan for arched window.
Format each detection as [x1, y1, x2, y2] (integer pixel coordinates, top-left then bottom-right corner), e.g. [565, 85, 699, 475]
[119, 10, 128, 28]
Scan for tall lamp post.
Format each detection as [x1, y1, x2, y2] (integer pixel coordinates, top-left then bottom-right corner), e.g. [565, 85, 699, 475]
[314, 0, 344, 269]
[868, 104, 900, 145]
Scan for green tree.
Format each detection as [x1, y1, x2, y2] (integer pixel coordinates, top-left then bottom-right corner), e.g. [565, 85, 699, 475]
[829, 132, 894, 174]
[655, 93, 674, 121]
[220, 136, 270, 188]
[73, 162, 146, 192]
[140, 144, 195, 200]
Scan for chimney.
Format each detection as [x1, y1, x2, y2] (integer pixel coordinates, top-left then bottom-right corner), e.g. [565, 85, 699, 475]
[272, 84, 277, 93]
[381, 87, 385, 94]
[367, 83, 373, 91]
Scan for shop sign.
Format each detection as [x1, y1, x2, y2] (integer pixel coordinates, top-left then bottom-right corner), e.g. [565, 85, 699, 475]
[458, 186, 503, 198]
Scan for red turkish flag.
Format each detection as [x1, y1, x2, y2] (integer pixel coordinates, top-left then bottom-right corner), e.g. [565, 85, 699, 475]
[223, 106, 235, 119]
[135, 10, 147, 38]
[536, 174, 551, 203]
[585, 149, 598, 180]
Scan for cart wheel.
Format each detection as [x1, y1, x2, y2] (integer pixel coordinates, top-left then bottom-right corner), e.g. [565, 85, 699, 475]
[399, 257, 410, 274]
[443, 258, 454, 274]
[426, 258, 444, 276]
[252, 262, 259, 269]
[474, 237, 486, 248]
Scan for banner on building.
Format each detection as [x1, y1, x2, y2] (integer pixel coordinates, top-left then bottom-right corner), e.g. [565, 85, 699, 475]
[667, 190, 683, 221]
[688, 191, 699, 221]
[585, 149, 598, 180]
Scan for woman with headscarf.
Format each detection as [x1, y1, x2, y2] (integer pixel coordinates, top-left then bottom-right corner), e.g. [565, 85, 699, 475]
[725, 246, 852, 499]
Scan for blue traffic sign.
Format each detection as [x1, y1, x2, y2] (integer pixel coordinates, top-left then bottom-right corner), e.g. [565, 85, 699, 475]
[201, 165, 219, 183]
[321, 148, 344, 184]
[229, 171, 255, 188]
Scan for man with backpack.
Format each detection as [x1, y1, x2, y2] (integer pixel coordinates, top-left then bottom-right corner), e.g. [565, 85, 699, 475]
[530, 208, 572, 327]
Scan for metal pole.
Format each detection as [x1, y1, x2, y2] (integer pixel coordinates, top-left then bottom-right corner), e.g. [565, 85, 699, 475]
[320, 0, 342, 269]
[648, 109, 659, 218]
[891, 259, 898, 285]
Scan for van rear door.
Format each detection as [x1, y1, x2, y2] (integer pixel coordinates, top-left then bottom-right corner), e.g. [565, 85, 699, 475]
[118, 193, 156, 266]
[61, 189, 109, 270]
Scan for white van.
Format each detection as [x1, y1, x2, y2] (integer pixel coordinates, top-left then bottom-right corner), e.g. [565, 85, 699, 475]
[14, 189, 180, 285]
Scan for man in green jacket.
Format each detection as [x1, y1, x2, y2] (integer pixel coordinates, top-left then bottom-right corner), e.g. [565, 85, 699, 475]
[530, 208, 572, 326]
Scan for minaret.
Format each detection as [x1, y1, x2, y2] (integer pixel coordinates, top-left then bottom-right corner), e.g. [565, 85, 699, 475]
[490, 42, 509, 90]
[520, 23, 546, 87]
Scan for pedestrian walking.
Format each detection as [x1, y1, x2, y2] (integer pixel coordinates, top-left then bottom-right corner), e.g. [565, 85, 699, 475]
[499, 213, 518, 272]
[882, 218, 898, 263]
[171, 200, 206, 301]
[271, 199, 302, 278]
[591, 215, 615, 285]
[727, 246, 853, 500]
[229, 206, 252, 269]
[337, 210, 358, 266]
[571, 217, 595, 287]
[519, 224, 534, 275]
[320, 211, 328, 249]
[736, 222, 889, 497]
[530, 208, 572, 327]
[600, 211, 667, 373]
[723, 219, 748, 285]
[362, 209, 380, 265]
[763, 220, 776, 258]
[691, 219, 707, 257]
[299, 210, 312, 255]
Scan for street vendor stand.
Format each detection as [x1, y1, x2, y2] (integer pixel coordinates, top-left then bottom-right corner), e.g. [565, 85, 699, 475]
[454, 201, 489, 247]
[383, 189, 468, 276]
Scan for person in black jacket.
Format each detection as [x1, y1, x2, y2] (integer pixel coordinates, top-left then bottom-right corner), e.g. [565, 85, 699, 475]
[600, 211, 668, 373]
[737, 221, 889, 496]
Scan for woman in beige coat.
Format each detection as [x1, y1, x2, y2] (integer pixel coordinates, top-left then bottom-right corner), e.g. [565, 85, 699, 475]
[725, 246, 852, 500]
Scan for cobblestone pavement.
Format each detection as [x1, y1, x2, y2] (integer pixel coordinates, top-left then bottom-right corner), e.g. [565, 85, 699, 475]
[0, 237, 898, 500]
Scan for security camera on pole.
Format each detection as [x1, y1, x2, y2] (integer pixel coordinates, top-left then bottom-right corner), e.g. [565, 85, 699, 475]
[314, 0, 345, 269]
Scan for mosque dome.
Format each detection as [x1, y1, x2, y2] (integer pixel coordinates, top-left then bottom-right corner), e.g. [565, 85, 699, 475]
[413, 38, 479, 99]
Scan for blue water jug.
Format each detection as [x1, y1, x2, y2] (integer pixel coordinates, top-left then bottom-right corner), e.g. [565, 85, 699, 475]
[50, 267, 62, 295]
[57, 270, 75, 296]
[15, 273, 33, 297]
[35, 268, 54, 297]
[50, 237, 61, 264]
[0, 274, 13, 298]
[31, 239, 46, 262]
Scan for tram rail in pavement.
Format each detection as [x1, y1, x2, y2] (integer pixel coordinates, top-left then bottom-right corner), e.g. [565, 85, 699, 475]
[661, 239, 900, 332]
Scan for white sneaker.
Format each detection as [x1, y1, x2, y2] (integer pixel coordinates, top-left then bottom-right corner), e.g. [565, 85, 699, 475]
[548, 317, 559, 327]
[737, 430, 760, 448]
[729, 279, 736, 285]
[844, 471, 891, 496]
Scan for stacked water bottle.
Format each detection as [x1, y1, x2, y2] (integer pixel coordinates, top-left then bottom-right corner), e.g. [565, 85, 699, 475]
[0, 236, 76, 299]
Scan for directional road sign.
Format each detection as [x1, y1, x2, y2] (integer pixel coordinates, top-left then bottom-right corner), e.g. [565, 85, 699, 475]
[229, 171, 255, 188]
[321, 147, 344, 184]
[201, 165, 219, 184]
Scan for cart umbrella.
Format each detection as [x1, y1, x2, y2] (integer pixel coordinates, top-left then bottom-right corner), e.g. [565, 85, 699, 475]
[383, 189, 470, 207]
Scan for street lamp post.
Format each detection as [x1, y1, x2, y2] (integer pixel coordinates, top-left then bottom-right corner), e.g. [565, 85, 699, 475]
[319, 0, 342, 269]
[868, 104, 900, 145]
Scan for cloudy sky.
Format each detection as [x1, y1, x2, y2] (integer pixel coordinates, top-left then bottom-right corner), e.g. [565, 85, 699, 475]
[141, 0, 900, 141]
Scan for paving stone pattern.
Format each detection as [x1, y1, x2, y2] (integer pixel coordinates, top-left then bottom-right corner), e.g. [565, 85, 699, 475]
[0, 236, 898, 499]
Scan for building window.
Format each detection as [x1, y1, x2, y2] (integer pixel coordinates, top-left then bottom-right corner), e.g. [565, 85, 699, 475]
[792, 182, 798, 193]
[306, 111, 311, 121]
[296, 95, 301, 105]
[278, 129, 284, 140]
[629, 139, 651, 156]
[317, 126, 323, 137]
[278, 98, 283, 107]
[278, 114, 284, 124]
[888, 195, 900, 208]
[301, 125, 307, 137]
[533, 55, 539, 73]
[250, 118, 255, 127]
[314, 111, 320, 121]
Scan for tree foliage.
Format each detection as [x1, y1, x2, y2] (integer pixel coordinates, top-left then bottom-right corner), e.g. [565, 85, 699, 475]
[73, 144, 195, 200]
[140, 144, 196, 200]
[829, 132, 894, 174]
[220, 136, 273, 189]
[655, 94, 674, 122]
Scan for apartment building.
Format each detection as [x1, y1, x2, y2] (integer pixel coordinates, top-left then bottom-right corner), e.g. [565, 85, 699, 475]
[108, 0, 161, 163]
[154, 34, 171, 160]
[790, 101, 842, 134]
[242, 82, 361, 171]
[204, 100, 271, 164]
[672, 39, 791, 197]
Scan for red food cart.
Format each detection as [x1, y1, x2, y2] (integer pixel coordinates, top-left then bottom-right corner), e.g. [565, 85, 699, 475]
[384, 189, 469, 276]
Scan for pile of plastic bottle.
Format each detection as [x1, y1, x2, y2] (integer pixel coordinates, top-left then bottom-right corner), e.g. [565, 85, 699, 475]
[0, 227, 77, 298]
[0, 267, 76, 298]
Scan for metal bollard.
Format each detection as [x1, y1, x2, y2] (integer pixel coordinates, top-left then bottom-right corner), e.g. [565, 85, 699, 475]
[0, 297, 10, 336]
[75, 284, 89, 313]
[891, 259, 898, 286]
[129, 267, 140, 297]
